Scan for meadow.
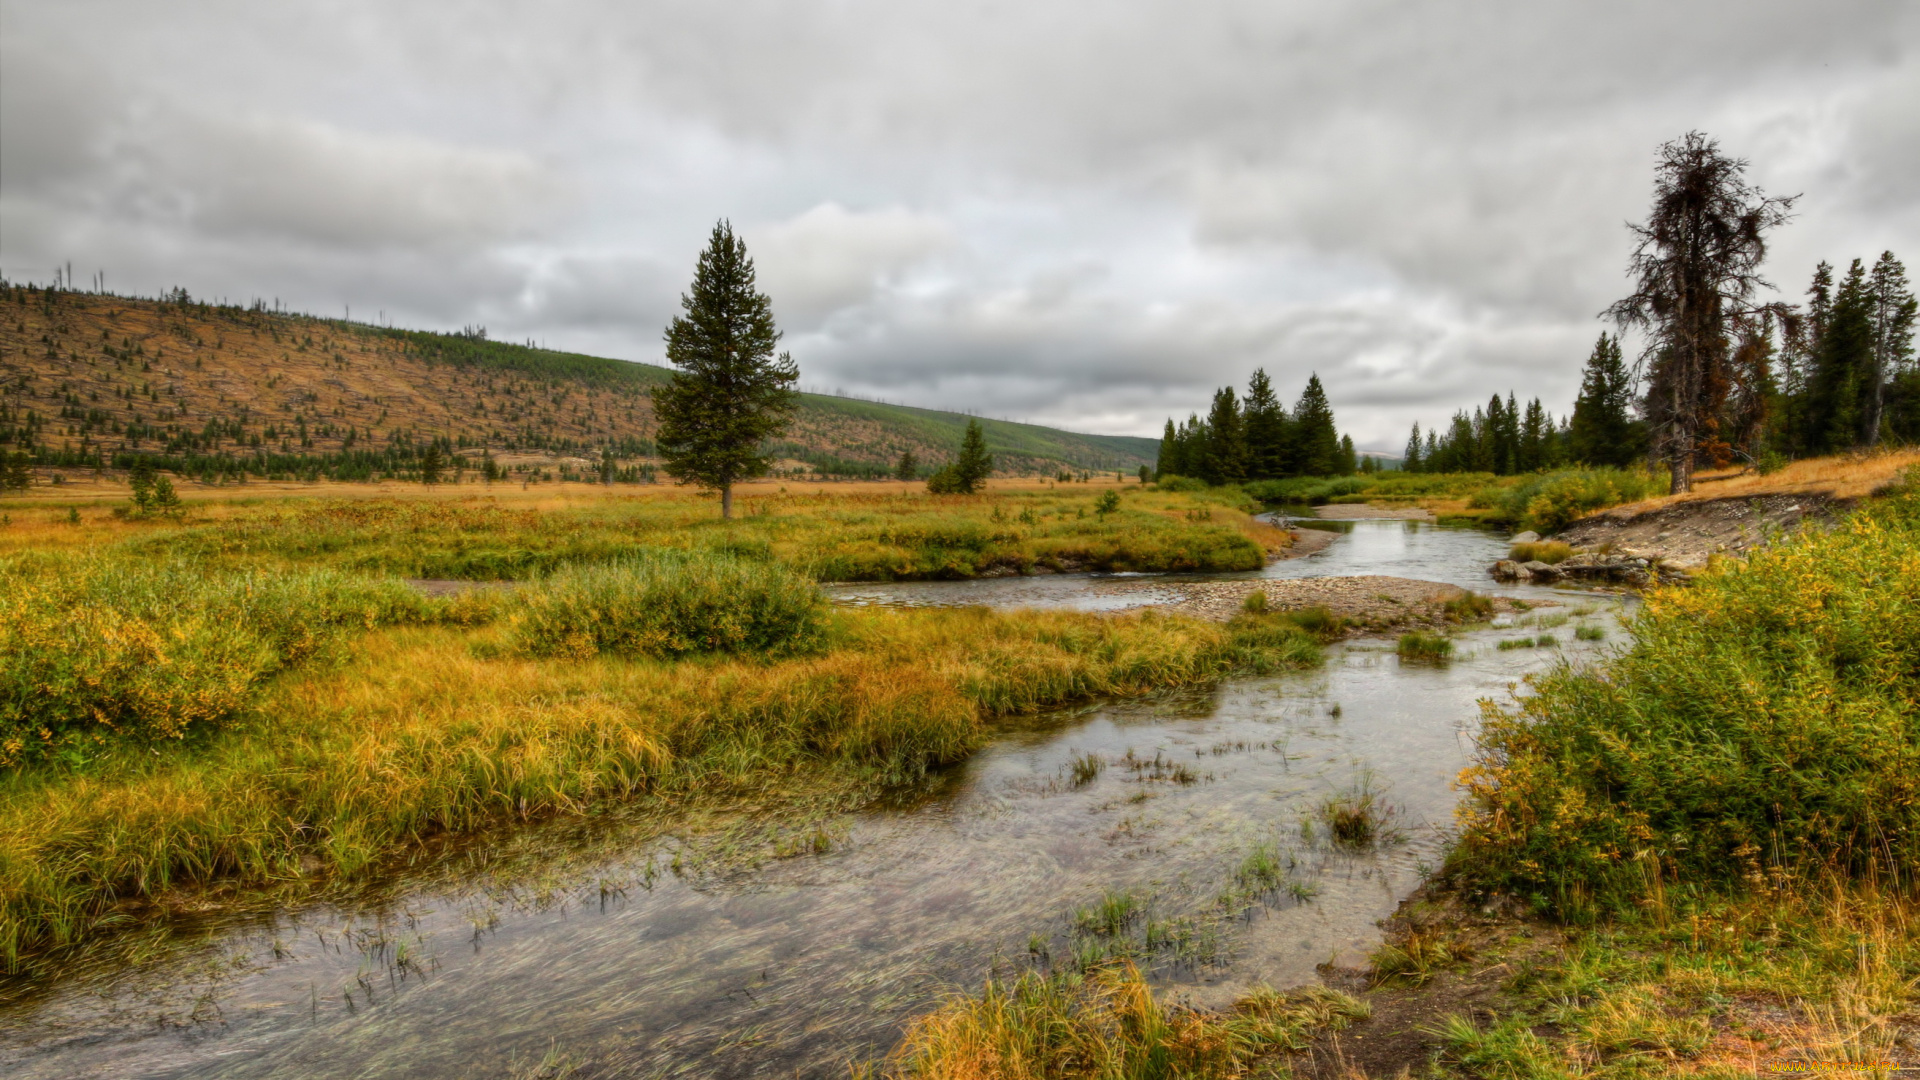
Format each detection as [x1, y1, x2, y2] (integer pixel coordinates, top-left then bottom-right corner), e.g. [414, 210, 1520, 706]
[0, 479, 1312, 976]
[1, 476, 1285, 581]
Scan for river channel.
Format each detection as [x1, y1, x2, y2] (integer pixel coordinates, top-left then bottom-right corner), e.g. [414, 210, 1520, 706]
[1, 518, 1625, 1079]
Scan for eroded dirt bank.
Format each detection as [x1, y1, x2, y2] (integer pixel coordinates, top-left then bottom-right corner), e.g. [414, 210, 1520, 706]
[1556, 492, 1846, 570]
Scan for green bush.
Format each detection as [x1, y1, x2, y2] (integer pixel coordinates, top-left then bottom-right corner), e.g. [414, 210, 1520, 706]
[1470, 468, 1661, 532]
[516, 550, 829, 660]
[1243, 476, 1374, 505]
[1458, 487, 1920, 916]
[0, 557, 437, 765]
[1153, 474, 1208, 493]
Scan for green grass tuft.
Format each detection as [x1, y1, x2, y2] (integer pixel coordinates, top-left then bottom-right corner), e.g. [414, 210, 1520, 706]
[515, 550, 828, 660]
[1396, 631, 1453, 662]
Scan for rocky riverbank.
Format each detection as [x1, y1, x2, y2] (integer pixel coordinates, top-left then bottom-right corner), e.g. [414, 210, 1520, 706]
[1106, 574, 1537, 630]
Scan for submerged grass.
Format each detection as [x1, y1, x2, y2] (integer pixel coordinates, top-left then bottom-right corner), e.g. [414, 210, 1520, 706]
[1396, 631, 1453, 662]
[0, 603, 1320, 974]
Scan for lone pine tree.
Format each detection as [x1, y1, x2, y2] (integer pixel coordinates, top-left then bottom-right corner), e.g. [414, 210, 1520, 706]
[927, 418, 994, 494]
[654, 220, 799, 519]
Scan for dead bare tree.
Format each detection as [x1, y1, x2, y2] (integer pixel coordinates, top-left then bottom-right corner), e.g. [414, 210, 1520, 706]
[1607, 132, 1794, 494]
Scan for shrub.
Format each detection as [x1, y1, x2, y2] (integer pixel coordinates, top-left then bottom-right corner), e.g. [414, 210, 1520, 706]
[1153, 474, 1208, 493]
[0, 557, 436, 765]
[924, 465, 965, 494]
[1243, 476, 1373, 505]
[1471, 468, 1662, 532]
[1457, 486, 1920, 916]
[516, 550, 829, 660]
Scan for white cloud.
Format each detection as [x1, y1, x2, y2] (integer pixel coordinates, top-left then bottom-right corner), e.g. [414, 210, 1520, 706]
[3, 0, 1916, 449]
[750, 203, 956, 325]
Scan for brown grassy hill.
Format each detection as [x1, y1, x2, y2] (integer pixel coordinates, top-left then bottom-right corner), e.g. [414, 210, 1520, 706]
[0, 285, 1156, 483]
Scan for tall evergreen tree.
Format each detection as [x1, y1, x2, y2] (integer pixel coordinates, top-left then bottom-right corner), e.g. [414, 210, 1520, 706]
[1337, 434, 1357, 476]
[1568, 333, 1641, 467]
[1242, 369, 1288, 480]
[1155, 418, 1181, 479]
[1607, 132, 1795, 493]
[1291, 375, 1341, 476]
[1724, 312, 1778, 463]
[1866, 251, 1917, 445]
[952, 419, 994, 492]
[1804, 259, 1874, 453]
[419, 442, 444, 485]
[1402, 422, 1423, 473]
[654, 220, 800, 518]
[1518, 398, 1548, 472]
[1204, 387, 1249, 483]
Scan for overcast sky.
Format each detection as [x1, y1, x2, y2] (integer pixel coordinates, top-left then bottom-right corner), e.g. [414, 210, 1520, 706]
[4, 2, 1917, 448]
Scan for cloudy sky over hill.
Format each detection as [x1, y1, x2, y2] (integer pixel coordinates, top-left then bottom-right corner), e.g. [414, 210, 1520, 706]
[4, 1, 1916, 448]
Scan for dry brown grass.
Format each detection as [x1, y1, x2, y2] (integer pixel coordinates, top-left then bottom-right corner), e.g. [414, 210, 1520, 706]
[1, 289, 1152, 479]
[1607, 449, 1920, 514]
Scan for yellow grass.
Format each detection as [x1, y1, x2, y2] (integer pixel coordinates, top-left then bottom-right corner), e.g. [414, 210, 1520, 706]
[0, 600, 1319, 972]
[1606, 448, 1920, 515]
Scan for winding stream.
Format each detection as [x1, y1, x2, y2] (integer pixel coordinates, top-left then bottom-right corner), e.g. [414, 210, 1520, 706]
[1, 519, 1625, 1079]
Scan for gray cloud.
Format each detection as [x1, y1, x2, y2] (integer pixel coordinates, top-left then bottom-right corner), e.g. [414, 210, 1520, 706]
[4, 0, 1916, 449]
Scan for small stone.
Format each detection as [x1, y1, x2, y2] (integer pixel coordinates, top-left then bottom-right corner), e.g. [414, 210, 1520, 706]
[1509, 530, 1540, 545]
[1491, 560, 1529, 580]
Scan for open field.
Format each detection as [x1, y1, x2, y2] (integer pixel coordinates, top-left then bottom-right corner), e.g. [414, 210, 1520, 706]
[0, 476, 1286, 579]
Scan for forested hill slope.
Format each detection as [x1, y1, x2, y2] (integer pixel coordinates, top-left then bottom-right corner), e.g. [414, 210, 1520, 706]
[0, 285, 1157, 480]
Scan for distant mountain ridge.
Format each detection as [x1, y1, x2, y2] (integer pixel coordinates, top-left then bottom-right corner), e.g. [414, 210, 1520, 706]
[0, 285, 1158, 481]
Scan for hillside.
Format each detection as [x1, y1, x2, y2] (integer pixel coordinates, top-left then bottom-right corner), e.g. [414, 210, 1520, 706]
[0, 284, 1157, 482]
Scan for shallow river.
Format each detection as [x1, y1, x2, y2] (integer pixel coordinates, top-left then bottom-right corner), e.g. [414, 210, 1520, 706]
[2, 519, 1624, 1079]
